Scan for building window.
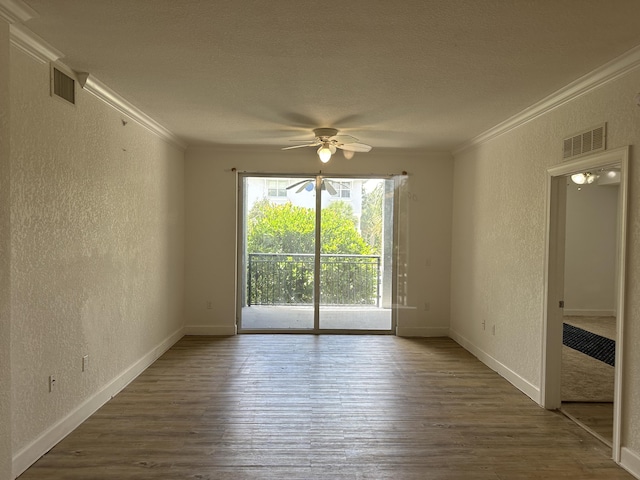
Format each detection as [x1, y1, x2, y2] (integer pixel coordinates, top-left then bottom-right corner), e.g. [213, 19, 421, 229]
[334, 181, 351, 198]
[267, 179, 288, 198]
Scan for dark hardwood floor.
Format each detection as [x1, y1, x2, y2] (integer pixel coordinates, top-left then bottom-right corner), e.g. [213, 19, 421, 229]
[19, 335, 633, 479]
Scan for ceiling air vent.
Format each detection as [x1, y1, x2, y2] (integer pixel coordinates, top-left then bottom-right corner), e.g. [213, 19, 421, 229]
[562, 123, 606, 160]
[51, 65, 75, 105]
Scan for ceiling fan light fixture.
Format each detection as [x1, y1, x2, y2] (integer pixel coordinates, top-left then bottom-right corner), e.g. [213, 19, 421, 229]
[283, 127, 372, 162]
[571, 173, 586, 185]
[318, 144, 332, 163]
[343, 149, 355, 160]
[570, 172, 597, 185]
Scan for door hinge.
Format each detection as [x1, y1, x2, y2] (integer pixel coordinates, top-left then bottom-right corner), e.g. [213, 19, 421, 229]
[559, 300, 565, 308]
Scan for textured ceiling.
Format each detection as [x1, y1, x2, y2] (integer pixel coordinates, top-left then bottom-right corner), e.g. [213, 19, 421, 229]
[20, 0, 640, 150]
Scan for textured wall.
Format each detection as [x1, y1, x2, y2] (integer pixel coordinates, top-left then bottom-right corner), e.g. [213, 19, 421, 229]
[0, 19, 12, 480]
[564, 182, 618, 313]
[451, 68, 640, 453]
[10, 48, 185, 454]
[184, 147, 453, 336]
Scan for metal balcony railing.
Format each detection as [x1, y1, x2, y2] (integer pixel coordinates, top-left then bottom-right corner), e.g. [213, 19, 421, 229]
[247, 253, 381, 306]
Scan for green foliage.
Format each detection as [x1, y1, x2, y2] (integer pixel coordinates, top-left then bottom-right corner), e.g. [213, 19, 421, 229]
[247, 199, 371, 255]
[360, 182, 384, 255]
[319, 201, 371, 254]
[247, 199, 315, 253]
[246, 198, 379, 306]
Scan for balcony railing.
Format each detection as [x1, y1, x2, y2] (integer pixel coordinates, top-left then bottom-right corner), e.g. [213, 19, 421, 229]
[247, 253, 381, 306]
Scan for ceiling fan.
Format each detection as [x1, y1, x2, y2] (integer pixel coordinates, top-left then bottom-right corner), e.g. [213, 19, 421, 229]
[286, 178, 347, 195]
[282, 128, 372, 163]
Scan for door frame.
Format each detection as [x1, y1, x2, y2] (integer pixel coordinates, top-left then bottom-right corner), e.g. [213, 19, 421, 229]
[236, 172, 398, 334]
[541, 146, 628, 461]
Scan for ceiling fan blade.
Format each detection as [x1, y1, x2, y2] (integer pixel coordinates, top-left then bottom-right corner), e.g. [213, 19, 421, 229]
[296, 181, 313, 193]
[324, 180, 337, 196]
[282, 143, 318, 150]
[287, 179, 312, 190]
[337, 142, 372, 153]
[331, 134, 359, 144]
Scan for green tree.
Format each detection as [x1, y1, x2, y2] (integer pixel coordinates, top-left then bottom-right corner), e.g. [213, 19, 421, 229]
[360, 182, 384, 255]
[247, 200, 371, 254]
[247, 199, 376, 305]
[247, 200, 315, 253]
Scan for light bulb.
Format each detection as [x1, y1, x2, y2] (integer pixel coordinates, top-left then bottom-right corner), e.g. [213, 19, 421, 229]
[318, 145, 332, 163]
[570, 173, 586, 185]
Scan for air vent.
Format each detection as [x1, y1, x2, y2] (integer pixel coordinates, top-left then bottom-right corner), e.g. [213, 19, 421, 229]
[562, 124, 606, 160]
[51, 66, 75, 105]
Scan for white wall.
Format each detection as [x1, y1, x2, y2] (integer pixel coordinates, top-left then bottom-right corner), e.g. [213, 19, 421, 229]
[10, 46, 185, 474]
[451, 67, 640, 463]
[0, 18, 12, 480]
[184, 147, 453, 337]
[564, 182, 618, 316]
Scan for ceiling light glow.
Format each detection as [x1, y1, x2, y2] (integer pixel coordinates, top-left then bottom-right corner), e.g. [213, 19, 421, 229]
[570, 172, 597, 185]
[318, 144, 332, 163]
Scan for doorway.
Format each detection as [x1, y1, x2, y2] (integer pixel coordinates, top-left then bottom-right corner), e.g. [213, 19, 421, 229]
[237, 174, 396, 333]
[542, 147, 628, 461]
[560, 170, 618, 446]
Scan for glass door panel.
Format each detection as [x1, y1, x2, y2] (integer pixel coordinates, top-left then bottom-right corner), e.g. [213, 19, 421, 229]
[318, 178, 394, 331]
[239, 176, 316, 330]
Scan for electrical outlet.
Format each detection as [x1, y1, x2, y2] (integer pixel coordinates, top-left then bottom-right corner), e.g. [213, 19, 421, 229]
[492, 325, 496, 336]
[49, 375, 56, 392]
[206, 301, 212, 310]
[82, 355, 89, 372]
[482, 320, 486, 331]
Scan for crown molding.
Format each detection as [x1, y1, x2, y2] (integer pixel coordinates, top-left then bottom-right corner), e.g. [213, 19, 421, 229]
[2, 1, 61, 64]
[453, 44, 640, 155]
[78, 73, 187, 151]
[9, 23, 62, 63]
[8, 20, 185, 150]
[0, 0, 36, 24]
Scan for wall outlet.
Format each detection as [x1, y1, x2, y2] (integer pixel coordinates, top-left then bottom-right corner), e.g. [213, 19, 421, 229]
[492, 325, 496, 336]
[82, 355, 89, 372]
[482, 320, 486, 331]
[49, 375, 56, 392]
[206, 300, 212, 310]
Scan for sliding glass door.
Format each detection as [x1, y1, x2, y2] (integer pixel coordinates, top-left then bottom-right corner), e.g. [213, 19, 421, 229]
[318, 178, 393, 330]
[238, 174, 395, 333]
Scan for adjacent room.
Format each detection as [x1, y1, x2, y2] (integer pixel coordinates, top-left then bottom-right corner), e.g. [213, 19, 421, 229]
[2, 1, 640, 479]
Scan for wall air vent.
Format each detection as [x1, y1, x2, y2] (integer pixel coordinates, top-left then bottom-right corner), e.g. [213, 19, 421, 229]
[562, 123, 606, 160]
[51, 65, 75, 105]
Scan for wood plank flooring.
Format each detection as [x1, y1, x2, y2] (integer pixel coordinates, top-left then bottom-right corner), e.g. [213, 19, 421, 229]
[561, 402, 614, 446]
[561, 315, 616, 445]
[19, 335, 633, 479]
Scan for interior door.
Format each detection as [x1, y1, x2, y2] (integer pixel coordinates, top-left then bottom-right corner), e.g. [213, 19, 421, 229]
[542, 147, 629, 461]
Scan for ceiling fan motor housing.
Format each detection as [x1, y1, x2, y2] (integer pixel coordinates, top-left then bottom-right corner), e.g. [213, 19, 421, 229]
[313, 127, 339, 139]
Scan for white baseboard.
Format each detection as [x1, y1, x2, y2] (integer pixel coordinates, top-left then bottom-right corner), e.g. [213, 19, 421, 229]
[12, 327, 185, 479]
[448, 328, 541, 405]
[563, 309, 615, 317]
[621, 447, 640, 479]
[183, 324, 237, 336]
[396, 326, 449, 337]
